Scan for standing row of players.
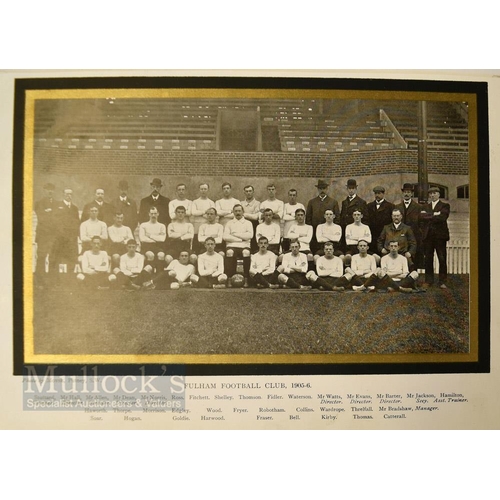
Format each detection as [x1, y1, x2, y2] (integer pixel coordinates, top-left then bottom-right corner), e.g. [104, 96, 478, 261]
[35, 177, 450, 289]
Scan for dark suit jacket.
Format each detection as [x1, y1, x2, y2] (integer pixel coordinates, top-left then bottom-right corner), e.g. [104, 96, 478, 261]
[366, 199, 394, 243]
[112, 196, 138, 231]
[305, 195, 340, 228]
[34, 197, 58, 245]
[395, 200, 422, 241]
[138, 194, 171, 226]
[54, 201, 80, 237]
[377, 222, 417, 256]
[81, 200, 115, 226]
[339, 195, 368, 227]
[419, 200, 450, 241]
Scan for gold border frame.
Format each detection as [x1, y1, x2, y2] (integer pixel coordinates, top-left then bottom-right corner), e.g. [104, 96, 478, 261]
[23, 87, 478, 365]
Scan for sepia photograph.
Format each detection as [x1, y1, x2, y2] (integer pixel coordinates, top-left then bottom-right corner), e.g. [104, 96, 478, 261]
[14, 77, 488, 373]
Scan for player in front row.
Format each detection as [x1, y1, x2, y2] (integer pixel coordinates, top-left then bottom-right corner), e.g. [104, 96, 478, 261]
[143, 250, 198, 290]
[277, 240, 311, 290]
[76, 236, 115, 289]
[196, 237, 228, 289]
[249, 237, 280, 289]
[306, 241, 346, 291]
[362, 240, 420, 293]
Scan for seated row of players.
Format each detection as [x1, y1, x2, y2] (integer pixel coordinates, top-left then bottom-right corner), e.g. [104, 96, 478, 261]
[82, 200, 418, 280]
[78, 229, 420, 294]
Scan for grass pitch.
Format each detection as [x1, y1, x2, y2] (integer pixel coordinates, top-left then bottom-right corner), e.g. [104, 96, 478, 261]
[33, 275, 470, 355]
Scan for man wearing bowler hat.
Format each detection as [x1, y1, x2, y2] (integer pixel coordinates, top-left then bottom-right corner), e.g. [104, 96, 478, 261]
[340, 179, 368, 228]
[395, 183, 424, 270]
[366, 185, 394, 254]
[419, 186, 450, 289]
[138, 178, 171, 226]
[306, 179, 339, 254]
[113, 180, 138, 232]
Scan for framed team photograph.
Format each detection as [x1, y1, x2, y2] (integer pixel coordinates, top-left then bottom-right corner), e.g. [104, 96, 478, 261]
[13, 75, 489, 376]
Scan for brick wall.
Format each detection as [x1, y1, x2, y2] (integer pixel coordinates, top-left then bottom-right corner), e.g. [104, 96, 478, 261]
[32, 147, 470, 211]
[34, 147, 468, 177]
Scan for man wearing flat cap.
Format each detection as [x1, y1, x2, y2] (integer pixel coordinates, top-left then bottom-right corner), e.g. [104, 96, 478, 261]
[113, 180, 138, 232]
[366, 185, 394, 254]
[34, 182, 58, 280]
[306, 179, 340, 254]
[395, 183, 424, 270]
[419, 186, 450, 289]
[138, 178, 171, 227]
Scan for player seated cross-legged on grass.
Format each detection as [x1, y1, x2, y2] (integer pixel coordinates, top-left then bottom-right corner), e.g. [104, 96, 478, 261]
[197, 207, 225, 256]
[255, 208, 281, 256]
[277, 240, 311, 290]
[166, 206, 197, 266]
[196, 237, 228, 289]
[314, 208, 344, 265]
[113, 239, 152, 291]
[139, 207, 167, 272]
[340, 239, 378, 291]
[306, 241, 346, 292]
[223, 204, 253, 286]
[76, 236, 116, 289]
[282, 208, 314, 270]
[249, 236, 280, 289]
[363, 240, 420, 293]
[143, 250, 198, 290]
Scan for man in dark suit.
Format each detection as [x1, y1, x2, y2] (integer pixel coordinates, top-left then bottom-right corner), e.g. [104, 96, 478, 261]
[52, 188, 81, 274]
[305, 179, 340, 254]
[113, 180, 138, 233]
[377, 208, 417, 271]
[34, 182, 58, 281]
[138, 178, 171, 227]
[395, 183, 424, 270]
[366, 186, 394, 255]
[419, 186, 450, 288]
[81, 188, 115, 226]
[339, 179, 368, 251]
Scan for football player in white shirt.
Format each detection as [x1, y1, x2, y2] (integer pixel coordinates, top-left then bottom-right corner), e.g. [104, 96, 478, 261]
[255, 208, 281, 255]
[196, 237, 227, 289]
[249, 237, 280, 288]
[340, 239, 377, 291]
[76, 236, 115, 289]
[286, 208, 313, 270]
[363, 241, 420, 293]
[277, 240, 311, 290]
[113, 239, 151, 291]
[344, 209, 373, 267]
[223, 204, 253, 281]
[314, 209, 343, 264]
[260, 184, 284, 224]
[169, 183, 193, 221]
[191, 182, 215, 245]
[139, 207, 167, 271]
[307, 241, 346, 291]
[143, 250, 198, 290]
[167, 206, 196, 265]
[107, 212, 134, 268]
[282, 189, 305, 252]
[197, 207, 225, 255]
[215, 182, 240, 227]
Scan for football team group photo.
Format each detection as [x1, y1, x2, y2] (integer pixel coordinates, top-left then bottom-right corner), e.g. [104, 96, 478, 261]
[28, 93, 471, 357]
